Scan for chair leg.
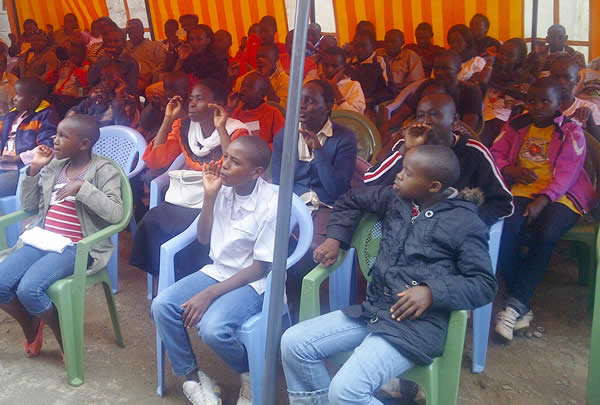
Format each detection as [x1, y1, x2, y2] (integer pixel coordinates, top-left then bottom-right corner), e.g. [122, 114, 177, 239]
[156, 328, 166, 396]
[102, 280, 124, 347]
[108, 234, 119, 294]
[418, 371, 439, 405]
[588, 263, 600, 403]
[147, 274, 154, 300]
[245, 335, 265, 405]
[53, 285, 86, 386]
[471, 303, 493, 373]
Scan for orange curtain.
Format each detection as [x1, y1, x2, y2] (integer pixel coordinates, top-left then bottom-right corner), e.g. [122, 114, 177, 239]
[592, 0, 600, 60]
[11, 0, 109, 32]
[333, 0, 524, 47]
[146, 0, 288, 53]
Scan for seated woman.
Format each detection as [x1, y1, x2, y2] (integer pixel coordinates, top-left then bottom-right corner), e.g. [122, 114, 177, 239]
[129, 79, 249, 293]
[447, 24, 487, 82]
[271, 79, 358, 317]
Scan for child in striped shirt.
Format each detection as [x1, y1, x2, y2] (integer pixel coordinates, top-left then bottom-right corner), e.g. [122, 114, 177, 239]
[0, 114, 123, 360]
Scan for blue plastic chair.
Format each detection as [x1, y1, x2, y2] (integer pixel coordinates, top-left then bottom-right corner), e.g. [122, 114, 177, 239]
[146, 153, 186, 300]
[471, 219, 503, 373]
[0, 165, 28, 248]
[154, 186, 313, 404]
[323, 218, 504, 374]
[93, 125, 147, 293]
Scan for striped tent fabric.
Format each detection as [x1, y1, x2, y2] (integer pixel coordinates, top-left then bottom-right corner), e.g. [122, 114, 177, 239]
[10, 0, 109, 32]
[333, 0, 524, 47]
[146, 0, 289, 52]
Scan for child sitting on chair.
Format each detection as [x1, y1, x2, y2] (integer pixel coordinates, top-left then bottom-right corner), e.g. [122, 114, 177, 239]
[0, 77, 58, 197]
[0, 114, 123, 360]
[229, 71, 285, 148]
[491, 77, 597, 341]
[152, 136, 276, 405]
[280, 144, 497, 404]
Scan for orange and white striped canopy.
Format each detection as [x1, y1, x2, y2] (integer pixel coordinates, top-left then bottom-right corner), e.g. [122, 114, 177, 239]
[8, 0, 109, 32]
[333, 0, 524, 46]
[146, 0, 289, 52]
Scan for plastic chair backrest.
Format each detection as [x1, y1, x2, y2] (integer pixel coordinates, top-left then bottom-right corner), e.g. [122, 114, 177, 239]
[331, 110, 382, 164]
[93, 125, 147, 178]
[257, 187, 313, 332]
[266, 100, 286, 117]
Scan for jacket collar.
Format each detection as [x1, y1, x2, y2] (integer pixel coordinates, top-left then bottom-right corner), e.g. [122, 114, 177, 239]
[508, 112, 568, 140]
[220, 177, 267, 213]
[8, 99, 51, 115]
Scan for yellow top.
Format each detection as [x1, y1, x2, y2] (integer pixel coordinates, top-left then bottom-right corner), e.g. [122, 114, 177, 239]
[511, 124, 580, 214]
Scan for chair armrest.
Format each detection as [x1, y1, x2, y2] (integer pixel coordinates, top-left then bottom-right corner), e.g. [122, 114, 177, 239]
[149, 172, 170, 210]
[298, 250, 346, 322]
[129, 159, 146, 179]
[72, 221, 129, 278]
[157, 214, 201, 293]
[0, 210, 34, 231]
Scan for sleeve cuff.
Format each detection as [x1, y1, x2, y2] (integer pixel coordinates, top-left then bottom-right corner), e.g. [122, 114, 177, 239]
[421, 279, 450, 311]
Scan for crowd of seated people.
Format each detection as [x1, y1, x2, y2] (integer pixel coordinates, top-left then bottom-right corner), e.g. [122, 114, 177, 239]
[1, 9, 600, 405]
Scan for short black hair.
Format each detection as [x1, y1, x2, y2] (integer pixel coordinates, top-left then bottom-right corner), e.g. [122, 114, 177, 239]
[258, 42, 280, 60]
[61, 114, 101, 147]
[164, 19, 178, 30]
[528, 77, 562, 101]
[191, 24, 215, 45]
[415, 22, 433, 35]
[386, 29, 404, 41]
[323, 46, 346, 63]
[23, 19, 38, 28]
[179, 14, 199, 25]
[434, 49, 462, 70]
[447, 24, 474, 51]
[195, 78, 227, 105]
[504, 38, 528, 66]
[470, 13, 490, 29]
[15, 77, 47, 99]
[305, 79, 335, 108]
[259, 15, 278, 32]
[232, 135, 272, 169]
[551, 52, 581, 73]
[411, 145, 460, 188]
[548, 24, 566, 35]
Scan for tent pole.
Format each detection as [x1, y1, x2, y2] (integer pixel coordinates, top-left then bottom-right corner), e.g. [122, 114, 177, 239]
[310, 0, 316, 24]
[143, 0, 156, 40]
[531, 0, 539, 46]
[261, 1, 309, 404]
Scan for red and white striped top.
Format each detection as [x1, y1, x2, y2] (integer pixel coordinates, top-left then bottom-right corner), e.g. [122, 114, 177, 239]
[45, 193, 83, 243]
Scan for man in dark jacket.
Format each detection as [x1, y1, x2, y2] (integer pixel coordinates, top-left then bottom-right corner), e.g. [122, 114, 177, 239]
[365, 93, 513, 226]
[281, 145, 497, 404]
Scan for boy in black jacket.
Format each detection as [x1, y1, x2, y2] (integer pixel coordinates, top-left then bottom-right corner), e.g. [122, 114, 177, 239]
[281, 145, 497, 405]
[364, 93, 513, 226]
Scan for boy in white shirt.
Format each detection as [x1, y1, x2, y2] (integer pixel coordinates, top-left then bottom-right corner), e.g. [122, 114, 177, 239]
[550, 56, 600, 141]
[151, 135, 277, 405]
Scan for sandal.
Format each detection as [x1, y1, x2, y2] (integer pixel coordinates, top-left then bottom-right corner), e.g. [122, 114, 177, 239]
[24, 320, 44, 357]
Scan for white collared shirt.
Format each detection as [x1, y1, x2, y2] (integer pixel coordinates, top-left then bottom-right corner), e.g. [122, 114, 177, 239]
[298, 119, 333, 162]
[201, 177, 278, 294]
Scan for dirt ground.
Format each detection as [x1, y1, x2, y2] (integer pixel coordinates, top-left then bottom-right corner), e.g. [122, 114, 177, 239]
[0, 232, 594, 405]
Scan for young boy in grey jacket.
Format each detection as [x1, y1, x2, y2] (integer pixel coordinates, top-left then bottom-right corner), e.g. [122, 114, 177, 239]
[0, 114, 122, 359]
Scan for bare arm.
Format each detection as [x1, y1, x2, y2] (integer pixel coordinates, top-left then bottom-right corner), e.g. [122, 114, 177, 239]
[196, 161, 221, 244]
[152, 96, 183, 149]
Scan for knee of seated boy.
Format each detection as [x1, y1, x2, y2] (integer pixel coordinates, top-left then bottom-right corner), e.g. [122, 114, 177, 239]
[329, 373, 366, 404]
[280, 325, 307, 364]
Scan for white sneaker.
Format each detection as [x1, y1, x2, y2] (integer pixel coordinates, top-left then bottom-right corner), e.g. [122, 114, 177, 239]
[183, 370, 222, 405]
[236, 372, 252, 405]
[514, 310, 534, 331]
[495, 307, 520, 341]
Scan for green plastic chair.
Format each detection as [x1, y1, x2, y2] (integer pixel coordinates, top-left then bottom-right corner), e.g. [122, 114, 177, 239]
[331, 110, 382, 164]
[588, 228, 600, 403]
[299, 214, 468, 405]
[561, 131, 600, 290]
[0, 160, 131, 386]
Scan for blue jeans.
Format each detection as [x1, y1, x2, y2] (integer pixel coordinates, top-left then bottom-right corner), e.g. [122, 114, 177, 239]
[281, 310, 414, 405]
[0, 245, 77, 314]
[151, 270, 263, 375]
[497, 196, 579, 315]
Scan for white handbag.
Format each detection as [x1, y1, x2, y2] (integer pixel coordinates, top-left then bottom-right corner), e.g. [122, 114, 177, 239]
[164, 170, 205, 209]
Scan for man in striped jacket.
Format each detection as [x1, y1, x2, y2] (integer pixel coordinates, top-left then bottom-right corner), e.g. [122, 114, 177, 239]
[365, 93, 513, 226]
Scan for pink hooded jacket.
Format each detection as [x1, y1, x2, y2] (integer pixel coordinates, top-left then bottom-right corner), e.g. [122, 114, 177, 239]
[491, 113, 598, 213]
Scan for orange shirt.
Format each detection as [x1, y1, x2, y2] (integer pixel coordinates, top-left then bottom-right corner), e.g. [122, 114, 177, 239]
[231, 102, 285, 148]
[143, 118, 248, 171]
